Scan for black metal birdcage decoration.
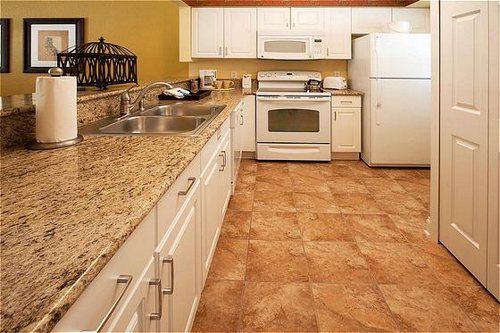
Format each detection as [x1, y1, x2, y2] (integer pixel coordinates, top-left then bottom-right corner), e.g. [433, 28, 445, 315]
[57, 37, 138, 90]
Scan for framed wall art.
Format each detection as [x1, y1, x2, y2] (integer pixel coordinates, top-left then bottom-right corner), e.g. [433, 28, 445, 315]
[23, 18, 84, 73]
[0, 18, 10, 73]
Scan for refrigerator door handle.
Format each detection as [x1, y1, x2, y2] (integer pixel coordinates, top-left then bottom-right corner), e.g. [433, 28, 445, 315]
[374, 36, 381, 126]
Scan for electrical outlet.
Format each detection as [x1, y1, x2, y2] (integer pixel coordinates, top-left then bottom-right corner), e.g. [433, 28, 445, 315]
[230, 71, 238, 79]
[333, 71, 341, 77]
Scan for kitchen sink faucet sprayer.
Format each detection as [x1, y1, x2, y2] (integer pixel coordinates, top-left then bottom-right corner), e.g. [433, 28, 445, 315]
[120, 81, 174, 116]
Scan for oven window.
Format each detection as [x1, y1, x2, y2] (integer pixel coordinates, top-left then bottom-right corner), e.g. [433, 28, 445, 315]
[268, 109, 319, 132]
[264, 40, 307, 53]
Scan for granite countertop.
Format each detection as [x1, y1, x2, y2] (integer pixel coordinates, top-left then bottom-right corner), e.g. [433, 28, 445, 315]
[0, 77, 195, 117]
[323, 88, 364, 96]
[0, 88, 248, 333]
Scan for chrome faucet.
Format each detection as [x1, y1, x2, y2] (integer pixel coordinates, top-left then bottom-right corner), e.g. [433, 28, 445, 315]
[120, 82, 174, 116]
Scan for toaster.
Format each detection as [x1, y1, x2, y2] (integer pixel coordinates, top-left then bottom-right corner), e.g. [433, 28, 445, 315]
[323, 76, 347, 90]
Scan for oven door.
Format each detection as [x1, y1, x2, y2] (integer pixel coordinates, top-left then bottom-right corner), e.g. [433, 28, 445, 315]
[257, 95, 331, 144]
[258, 36, 312, 60]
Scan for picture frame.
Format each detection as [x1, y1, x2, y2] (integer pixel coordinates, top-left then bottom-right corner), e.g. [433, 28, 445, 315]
[23, 18, 84, 73]
[0, 18, 10, 73]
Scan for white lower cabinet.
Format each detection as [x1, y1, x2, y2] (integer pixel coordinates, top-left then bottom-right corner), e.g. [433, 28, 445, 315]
[156, 180, 202, 333]
[241, 95, 256, 152]
[332, 96, 362, 153]
[54, 112, 238, 333]
[200, 121, 232, 282]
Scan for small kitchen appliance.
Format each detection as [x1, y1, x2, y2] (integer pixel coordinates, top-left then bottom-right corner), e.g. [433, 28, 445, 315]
[242, 74, 252, 89]
[323, 76, 348, 90]
[199, 69, 217, 90]
[256, 71, 331, 161]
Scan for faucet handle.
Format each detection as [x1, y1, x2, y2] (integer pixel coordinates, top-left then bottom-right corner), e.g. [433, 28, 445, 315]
[122, 84, 139, 100]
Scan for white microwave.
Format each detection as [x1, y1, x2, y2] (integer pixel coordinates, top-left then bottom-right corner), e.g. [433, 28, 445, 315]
[257, 34, 326, 60]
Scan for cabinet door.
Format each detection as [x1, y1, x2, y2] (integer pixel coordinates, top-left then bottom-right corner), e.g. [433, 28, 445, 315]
[224, 8, 257, 58]
[325, 8, 352, 59]
[391, 8, 430, 33]
[192, 8, 224, 58]
[332, 108, 361, 153]
[201, 149, 223, 280]
[107, 261, 158, 333]
[352, 7, 391, 34]
[241, 95, 256, 152]
[290, 8, 324, 32]
[219, 131, 232, 218]
[257, 7, 290, 31]
[157, 182, 201, 333]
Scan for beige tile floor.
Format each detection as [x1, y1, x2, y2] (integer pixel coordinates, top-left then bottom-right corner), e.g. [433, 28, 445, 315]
[192, 160, 499, 333]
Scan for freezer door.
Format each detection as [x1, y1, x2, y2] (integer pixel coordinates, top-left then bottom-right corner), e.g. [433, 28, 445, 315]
[370, 33, 431, 78]
[369, 78, 431, 166]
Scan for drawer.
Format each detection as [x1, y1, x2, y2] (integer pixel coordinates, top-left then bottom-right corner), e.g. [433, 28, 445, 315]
[201, 117, 231, 170]
[53, 209, 156, 332]
[157, 153, 201, 242]
[332, 96, 362, 108]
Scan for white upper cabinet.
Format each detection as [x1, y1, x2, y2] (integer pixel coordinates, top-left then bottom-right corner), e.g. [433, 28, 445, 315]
[192, 8, 224, 58]
[391, 8, 430, 33]
[224, 8, 257, 58]
[351, 7, 391, 34]
[290, 8, 325, 32]
[324, 8, 352, 59]
[257, 7, 291, 31]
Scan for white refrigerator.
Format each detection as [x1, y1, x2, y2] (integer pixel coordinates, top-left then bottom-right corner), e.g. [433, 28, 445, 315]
[348, 33, 431, 167]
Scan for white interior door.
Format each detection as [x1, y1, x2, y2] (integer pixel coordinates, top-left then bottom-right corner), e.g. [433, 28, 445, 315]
[439, 0, 489, 283]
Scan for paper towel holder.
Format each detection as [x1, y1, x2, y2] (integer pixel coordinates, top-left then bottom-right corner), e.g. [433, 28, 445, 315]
[26, 67, 84, 150]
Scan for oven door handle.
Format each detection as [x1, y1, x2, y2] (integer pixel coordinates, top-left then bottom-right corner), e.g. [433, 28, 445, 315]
[257, 96, 331, 102]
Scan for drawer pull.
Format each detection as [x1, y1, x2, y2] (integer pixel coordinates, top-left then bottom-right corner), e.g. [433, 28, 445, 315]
[148, 278, 162, 320]
[239, 114, 244, 125]
[90, 275, 132, 332]
[162, 256, 174, 295]
[178, 177, 196, 196]
[219, 153, 225, 171]
[340, 100, 353, 104]
[222, 151, 227, 168]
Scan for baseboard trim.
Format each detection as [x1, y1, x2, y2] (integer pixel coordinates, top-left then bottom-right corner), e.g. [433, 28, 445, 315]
[331, 152, 360, 160]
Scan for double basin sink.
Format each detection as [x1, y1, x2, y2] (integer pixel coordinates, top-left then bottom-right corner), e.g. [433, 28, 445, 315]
[81, 104, 226, 136]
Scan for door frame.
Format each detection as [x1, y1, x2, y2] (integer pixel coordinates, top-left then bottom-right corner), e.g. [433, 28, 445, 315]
[430, 0, 500, 299]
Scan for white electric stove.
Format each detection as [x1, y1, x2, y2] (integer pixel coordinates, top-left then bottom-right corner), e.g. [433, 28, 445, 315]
[256, 71, 332, 161]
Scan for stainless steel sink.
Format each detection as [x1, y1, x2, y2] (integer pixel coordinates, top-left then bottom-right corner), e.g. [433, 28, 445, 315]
[100, 116, 206, 135]
[141, 104, 218, 117]
[80, 104, 226, 136]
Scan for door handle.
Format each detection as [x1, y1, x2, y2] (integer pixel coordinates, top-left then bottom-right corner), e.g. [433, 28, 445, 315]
[225, 46, 228, 57]
[161, 256, 174, 295]
[218, 46, 222, 56]
[239, 114, 244, 125]
[148, 278, 162, 320]
[178, 177, 196, 196]
[87, 275, 133, 332]
[334, 111, 337, 121]
[219, 152, 225, 171]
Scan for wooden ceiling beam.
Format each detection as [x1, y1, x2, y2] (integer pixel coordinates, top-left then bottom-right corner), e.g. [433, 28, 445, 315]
[182, 0, 419, 7]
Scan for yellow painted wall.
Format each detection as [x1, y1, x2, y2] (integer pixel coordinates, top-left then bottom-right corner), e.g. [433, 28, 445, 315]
[189, 59, 348, 80]
[0, 0, 189, 96]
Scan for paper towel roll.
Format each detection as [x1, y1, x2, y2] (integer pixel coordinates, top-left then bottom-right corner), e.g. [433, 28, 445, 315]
[35, 76, 77, 143]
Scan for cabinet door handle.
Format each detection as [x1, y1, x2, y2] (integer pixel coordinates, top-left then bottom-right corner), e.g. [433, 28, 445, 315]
[222, 151, 227, 168]
[178, 177, 196, 196]
[219, 152, 225, 171]
[225, 46, 228, 57]
[239, 114, 244, 125]
[148, 278, 162, 320]
[334, 111, 337, 121]
[327, 47, 330, 57]
[218, 46, 222, 56]
[91, 275, 133, 332]
[162, 256, 174, 295]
